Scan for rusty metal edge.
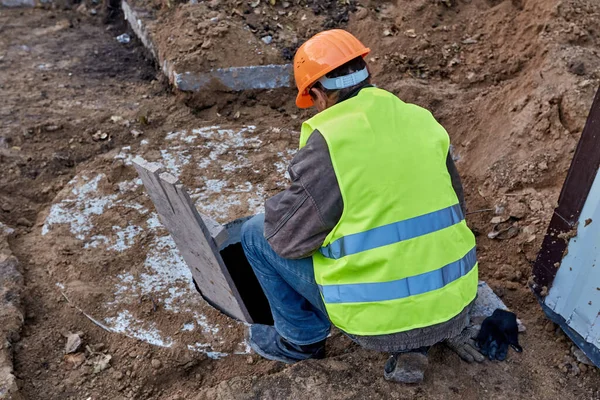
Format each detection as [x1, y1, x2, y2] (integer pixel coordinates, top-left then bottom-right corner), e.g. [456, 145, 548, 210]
[531, 86, 600, 294]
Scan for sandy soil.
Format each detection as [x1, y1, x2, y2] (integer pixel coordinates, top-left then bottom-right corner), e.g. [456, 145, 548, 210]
[1, 0, 600, 398]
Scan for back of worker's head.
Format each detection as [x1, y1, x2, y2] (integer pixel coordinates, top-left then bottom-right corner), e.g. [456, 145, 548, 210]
[309, 56, 371, 111]
[293, 29, 371, 110]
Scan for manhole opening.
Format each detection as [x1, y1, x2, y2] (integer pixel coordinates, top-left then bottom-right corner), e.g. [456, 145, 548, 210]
[193, 217, 274, 325]
[220, 241, 274, 325]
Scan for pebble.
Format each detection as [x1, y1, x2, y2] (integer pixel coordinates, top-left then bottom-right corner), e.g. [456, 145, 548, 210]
[568, 60, 586, 76]
[246, 356, 254, 365]
[113, 371, 124, 380]
[355, 7, 368, 20]
[16, 217, 33, 228]
[261, 35, 273, 45]
[116, 34, 131, 44]
[572, 346, 594, 366]
[151, 359, 162, 369]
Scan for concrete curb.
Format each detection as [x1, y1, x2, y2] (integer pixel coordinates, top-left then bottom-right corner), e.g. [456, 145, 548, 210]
[0, 224, 24, 400]
[121, 0, 293, 92]
[1, 0, 51, 7]
[1, 0, 34, 7]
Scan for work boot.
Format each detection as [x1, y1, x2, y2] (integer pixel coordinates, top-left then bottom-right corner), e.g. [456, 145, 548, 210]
[249, 324, 326, 364]
[384, 348, 429, 384]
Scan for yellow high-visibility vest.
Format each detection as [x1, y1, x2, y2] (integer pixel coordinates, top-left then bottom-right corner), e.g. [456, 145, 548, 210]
[300, 87, 478, 335]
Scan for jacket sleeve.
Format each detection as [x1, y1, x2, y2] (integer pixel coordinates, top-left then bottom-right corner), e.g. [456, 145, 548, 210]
[264, 130, 343, 259]
[446, 152, 466, 215]
[264, 132, 466, 259]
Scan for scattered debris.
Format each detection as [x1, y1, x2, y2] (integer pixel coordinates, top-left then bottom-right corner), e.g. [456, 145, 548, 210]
[93, 354, 112, 374]
[64, 353, 86, 369]
[131, 129, 143, 138]
[92, 130, 109, 141]
[572, 345, 594, 366]
[404, 29, 417, 38]
[491, 215, 510, 224]
[585, 218, 592, 227]
[488, 219, 520, 240]
[64, 332, 83, 354]
[116, 33, 131, 44]
[16, 217, 33, 228]
[567, 60, 586, 76]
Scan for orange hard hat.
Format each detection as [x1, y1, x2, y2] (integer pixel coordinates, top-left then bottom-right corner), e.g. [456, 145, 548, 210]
[293, 29, 370, 108]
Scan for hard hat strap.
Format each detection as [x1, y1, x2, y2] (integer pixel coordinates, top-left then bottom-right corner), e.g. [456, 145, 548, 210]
[318, 67, 369, 90]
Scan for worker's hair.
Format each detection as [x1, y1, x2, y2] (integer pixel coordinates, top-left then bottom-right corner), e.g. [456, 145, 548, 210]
[310, 56, 370, 102]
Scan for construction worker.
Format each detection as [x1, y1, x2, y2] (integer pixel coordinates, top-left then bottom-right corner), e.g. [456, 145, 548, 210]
[241, 29, 482, 383]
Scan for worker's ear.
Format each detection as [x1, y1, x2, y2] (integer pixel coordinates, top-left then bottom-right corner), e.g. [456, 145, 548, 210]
[310, 86, 329, 112]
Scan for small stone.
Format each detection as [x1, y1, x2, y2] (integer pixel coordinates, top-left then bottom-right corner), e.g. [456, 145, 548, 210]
[568, 60, 586, 76]
[16, 217, 33, 228]
[545, 322, 555, 332]
[64, 333, 82, 354]
[261, 35, 273, 45]
[92, 130, 108, 141]
[580, 363, 588, 373]
[509, 202, 528, 219]
[572, 347, 594, 366]
[491, 216, 509, 224]
[93, 354, 112, 374]
[529, 199, 543, 212]
[246, 356, 254, 364]
[355, 7, 368, 20]
[570, 362, 581, 376]
[130, 129, 143, 138]
[116, 34, 131, 44]
[90, 8, 97, 15]
[404, 29, 417, 38]
[462, 37, 478, 44]
[44, 124, 62, 132]
[113, 371, 124, 380]
[151, 359, 162, 369]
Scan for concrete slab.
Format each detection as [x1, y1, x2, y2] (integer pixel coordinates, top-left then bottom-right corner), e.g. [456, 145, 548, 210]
[40, 125, 296, 356]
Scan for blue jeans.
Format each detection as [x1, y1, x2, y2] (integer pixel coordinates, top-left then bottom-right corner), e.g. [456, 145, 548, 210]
[241, 214, 331, 345]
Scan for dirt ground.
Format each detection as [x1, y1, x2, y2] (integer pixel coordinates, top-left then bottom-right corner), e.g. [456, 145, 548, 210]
[2, 0, 600, 398]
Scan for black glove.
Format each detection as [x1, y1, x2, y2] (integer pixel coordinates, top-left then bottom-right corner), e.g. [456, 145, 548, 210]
[476, 309, 523, 361]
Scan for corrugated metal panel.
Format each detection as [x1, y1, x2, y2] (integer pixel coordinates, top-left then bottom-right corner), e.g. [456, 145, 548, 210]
[546, 167, 600, 351]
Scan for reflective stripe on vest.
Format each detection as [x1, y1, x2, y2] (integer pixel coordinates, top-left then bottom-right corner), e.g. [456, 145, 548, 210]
[319, 246, 476, 303]
[320, 203, 464, 259]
